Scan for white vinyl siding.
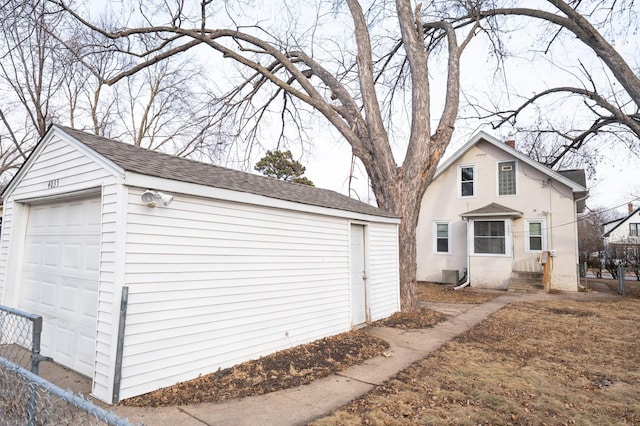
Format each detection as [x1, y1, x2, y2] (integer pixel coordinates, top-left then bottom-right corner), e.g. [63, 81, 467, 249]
[91, 183, 124, 400]
[0, 200, 15, 300]
[1, 128, 401, 404]
[118, 191, 353, 399]
[367, 223, 400, 322]
[0, 135, 119, 402]
[0, 136, 112, 304]
[604, 211, 640, 244]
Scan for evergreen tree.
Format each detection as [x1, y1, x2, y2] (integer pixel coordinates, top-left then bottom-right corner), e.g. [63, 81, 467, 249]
[255, 150, 314, 186]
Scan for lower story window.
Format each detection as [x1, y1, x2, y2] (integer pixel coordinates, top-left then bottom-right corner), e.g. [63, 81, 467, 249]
[434, 222, 451, 253]
[474, 220, 505, 254]
[528, 221, 543, 251]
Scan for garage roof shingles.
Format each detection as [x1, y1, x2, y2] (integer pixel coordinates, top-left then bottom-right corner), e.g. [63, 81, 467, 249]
[58, 126, 396, 218]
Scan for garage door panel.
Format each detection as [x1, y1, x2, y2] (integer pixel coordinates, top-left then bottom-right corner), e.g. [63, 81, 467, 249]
[27, 205, 47, 230]
[67, 203, 85, 227]
[85, 243, 100, 272]
[63, 244, 81, 270]
[55, 325, 74, 358]
[40, 322, 53, 354]
[82, 289, 98, 320]
[19, 197, 100, 377]
[21, 278, 39, 304]
[47, 205, 64, 230]
[40, 280, 57, 309]
[43, 243, 60, 267]
[59, 285, 78, 314]
[77, 334, 96, 373]
[25, 242, 42, 265]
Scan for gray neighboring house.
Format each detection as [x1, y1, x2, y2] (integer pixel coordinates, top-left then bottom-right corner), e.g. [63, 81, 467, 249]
[0, 125, 400, 403]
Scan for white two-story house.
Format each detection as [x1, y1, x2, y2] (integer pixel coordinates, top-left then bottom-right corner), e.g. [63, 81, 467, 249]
[416, 131, 588, 292]
[603, 203, 640, 258]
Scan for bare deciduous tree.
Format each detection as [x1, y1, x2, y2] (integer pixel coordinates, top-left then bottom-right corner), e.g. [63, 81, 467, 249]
[472, 0, 640, 164]
[0, 0, 232, 182]
[52, 0, 483, 311]
[0, 0, 74, 179]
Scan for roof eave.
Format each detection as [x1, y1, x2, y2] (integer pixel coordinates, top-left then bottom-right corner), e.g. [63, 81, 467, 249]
[434, 131, 588, 194]
[460, 211, 523, 219]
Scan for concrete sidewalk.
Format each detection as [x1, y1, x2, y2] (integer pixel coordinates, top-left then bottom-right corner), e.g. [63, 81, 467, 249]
[103, 284, 618, 425]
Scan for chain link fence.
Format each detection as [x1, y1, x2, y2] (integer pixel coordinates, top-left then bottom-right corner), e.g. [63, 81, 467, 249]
[0, 304, 139, 425]
[0, 304, 48, 374]
[0, 356, 137, 425]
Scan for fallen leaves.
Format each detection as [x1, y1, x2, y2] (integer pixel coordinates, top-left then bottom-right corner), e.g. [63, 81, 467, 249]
[417, 282, 501, 304]
[371, 307, 448, 329]
[119, 306, 448, 408]
[120, 329, 390, 407]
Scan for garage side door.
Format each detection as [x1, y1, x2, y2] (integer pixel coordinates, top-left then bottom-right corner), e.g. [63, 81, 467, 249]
[19, 197, 101, 377]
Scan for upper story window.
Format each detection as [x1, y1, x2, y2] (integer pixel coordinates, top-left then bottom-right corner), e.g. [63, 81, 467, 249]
[459, 165, 475, 197]
[498, 160, 517, 196]
[630, 223, 640, 237]
[434, 222, 451, 254]
[473, 220, 506, 255]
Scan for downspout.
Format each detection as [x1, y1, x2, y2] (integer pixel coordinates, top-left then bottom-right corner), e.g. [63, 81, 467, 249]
[454, 218, 471, 290]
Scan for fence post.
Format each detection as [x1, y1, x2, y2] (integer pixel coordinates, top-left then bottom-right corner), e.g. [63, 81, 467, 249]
[618, 264, 625, 295]
[112, 286, 129, 404]
[28, 317, 44, 426]
[583, 262, 588, 291]
[30, 316, 43, 375]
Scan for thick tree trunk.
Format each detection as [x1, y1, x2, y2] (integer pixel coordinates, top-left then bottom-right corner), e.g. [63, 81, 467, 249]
[397, 203, 420, 312]
[381, 166, 433, 313]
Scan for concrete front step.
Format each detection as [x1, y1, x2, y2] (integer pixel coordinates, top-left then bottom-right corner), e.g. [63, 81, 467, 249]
[508, 282, 545, 293]
[509, 271, 544, 293]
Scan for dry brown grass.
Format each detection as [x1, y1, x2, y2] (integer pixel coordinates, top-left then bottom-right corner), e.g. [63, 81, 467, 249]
[314, 282, 640, 425]
[418, 281, 502, 304]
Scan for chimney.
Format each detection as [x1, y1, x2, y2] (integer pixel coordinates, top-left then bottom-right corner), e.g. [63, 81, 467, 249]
[629, 203, 635, 214]
[505, 140, 515, 149]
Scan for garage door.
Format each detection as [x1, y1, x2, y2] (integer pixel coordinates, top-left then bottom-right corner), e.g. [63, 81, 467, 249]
[19, 196, 101, 377]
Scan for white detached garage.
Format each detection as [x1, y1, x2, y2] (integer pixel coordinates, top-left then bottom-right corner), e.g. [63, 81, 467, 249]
[0, 125, 400, 404]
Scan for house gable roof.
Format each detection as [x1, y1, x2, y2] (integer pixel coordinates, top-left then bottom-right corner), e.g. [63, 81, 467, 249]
[7, 125, 397, 219]
[602, 206, 640, 237]
[435, 131, 589, 196]
[460, 202, 523, 218]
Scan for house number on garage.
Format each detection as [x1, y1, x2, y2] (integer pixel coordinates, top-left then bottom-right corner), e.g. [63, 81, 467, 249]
[47, 179, 59, 189]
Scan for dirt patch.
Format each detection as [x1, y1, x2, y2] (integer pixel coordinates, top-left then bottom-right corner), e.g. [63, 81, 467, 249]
[418, 281, 502, 304]
[312, 297, 640, 425]
[372, 307, 448, 329]
[120, 306, 448, 407]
